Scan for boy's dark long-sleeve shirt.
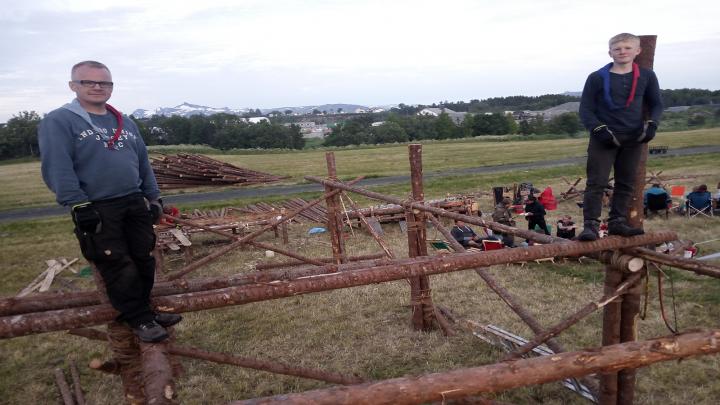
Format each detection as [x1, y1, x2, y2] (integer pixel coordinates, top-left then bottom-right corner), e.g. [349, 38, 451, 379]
[579, 67, 663, 134]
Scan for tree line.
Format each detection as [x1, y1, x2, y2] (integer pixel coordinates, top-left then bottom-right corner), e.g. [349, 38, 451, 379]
[0, 112, 305, 160]
[323, 112, 582, 147]
[138, 113, 304, 150]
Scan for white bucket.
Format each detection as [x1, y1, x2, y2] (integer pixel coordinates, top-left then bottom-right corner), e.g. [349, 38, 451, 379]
[265, 250, 275, 258]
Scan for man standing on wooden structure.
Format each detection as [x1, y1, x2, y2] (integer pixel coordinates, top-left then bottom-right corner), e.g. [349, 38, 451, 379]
[38, 61, 180, 342]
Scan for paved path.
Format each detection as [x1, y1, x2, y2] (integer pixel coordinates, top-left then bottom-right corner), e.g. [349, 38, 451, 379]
[2, 144, 718, 223]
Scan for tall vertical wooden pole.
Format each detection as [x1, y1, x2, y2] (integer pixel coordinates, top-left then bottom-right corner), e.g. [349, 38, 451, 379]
[599, 265, 623, 404]
[324, 152, 347, 264]
[406, 144, 434, 331]
[617, 34, 657, 405]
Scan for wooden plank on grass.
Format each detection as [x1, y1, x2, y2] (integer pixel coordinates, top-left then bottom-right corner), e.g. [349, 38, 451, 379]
[169, 228, 192, 247]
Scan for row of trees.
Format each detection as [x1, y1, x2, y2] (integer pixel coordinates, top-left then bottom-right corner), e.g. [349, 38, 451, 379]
[0, 111, 41, 160]
[323, 112, 582, 147]
[139, 114, 304, 150]
[0, 111, 304, 160]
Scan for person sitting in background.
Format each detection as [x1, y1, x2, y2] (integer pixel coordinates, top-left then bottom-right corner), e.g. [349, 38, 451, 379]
[524, 195, 550, 236]
[686, 184, 712, 214]
[492, 197, 516, 247]
[451, 219, 483, 249]
[556, 215, 578, 239]
[644, 183, 670, 205]
[643, 183, 671, 215]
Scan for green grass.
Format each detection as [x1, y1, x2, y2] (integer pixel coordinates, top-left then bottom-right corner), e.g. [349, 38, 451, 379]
[3, 128, 719, 211]
[1, 133, 720, 404]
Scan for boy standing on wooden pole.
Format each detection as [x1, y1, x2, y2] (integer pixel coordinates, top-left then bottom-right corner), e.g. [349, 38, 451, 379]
[578, 33, 663, 241]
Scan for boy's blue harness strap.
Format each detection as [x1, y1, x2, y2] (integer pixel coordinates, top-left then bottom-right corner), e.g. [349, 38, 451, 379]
[598, 62, 639, 110]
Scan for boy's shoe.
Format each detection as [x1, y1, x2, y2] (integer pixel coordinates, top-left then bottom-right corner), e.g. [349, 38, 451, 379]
[131, 320, 169, 343]
[607, 219, 644, 237]
[578, 221, 600, 242]
[155, 313, 182, 328]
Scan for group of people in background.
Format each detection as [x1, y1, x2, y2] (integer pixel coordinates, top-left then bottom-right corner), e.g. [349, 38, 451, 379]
[643, 182, 718, 216]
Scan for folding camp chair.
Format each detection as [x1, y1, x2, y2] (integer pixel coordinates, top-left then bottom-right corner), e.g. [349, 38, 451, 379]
[686, 197, 714, 218]
[644, 193, 670, 219]
[668, 185, 685, 210]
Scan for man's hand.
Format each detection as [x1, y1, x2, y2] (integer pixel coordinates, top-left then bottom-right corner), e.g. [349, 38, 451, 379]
[639, 121, 657, 143]
[592, 125, 620, 147]
[72, 202, 102, 234]
[149, 199, 163, 224]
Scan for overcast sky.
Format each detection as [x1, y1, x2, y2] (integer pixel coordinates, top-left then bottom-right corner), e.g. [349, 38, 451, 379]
[1, 0, 718, 121]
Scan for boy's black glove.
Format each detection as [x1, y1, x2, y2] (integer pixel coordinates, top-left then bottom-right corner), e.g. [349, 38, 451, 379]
[639, 120, 657, 143]
[592, 125, 620, 147]
[72, 202, 102, 234]
[149, 199, 163, 224]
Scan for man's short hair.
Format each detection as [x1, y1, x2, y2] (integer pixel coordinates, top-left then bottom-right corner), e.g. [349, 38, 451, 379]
[652, 183, 661, 188]
[609, 33, 640, 47]
[71, 61, 110, 78]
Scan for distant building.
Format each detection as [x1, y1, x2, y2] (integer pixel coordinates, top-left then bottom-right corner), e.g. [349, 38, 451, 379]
[371, 121, 385, 127]
[417, 108, 467, 125]
[246, 117, 269, 124]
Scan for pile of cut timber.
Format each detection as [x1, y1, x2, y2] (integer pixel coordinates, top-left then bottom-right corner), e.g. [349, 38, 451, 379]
[151, 153, 286, 189]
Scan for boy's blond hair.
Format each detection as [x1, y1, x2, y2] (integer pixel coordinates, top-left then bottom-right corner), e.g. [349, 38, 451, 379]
[609, 33, 640, 48]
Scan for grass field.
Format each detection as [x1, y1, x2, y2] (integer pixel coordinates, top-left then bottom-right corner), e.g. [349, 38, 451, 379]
[1, 131, 720, 404]
[2, 128, 720, 211]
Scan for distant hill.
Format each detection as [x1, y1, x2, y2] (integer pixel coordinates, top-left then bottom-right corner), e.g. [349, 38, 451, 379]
[540, 101, 580, 117]
[132, 102, 251, 118]
[260, 104, 371, 115]
[132, 102, 375, 118]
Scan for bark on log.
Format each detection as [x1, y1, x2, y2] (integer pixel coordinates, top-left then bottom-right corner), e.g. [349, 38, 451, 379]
[254, 253, 385, 270]
[140, 342, 176, 405]
[630, 247, 720, 279]
[230, 330, 720, 405]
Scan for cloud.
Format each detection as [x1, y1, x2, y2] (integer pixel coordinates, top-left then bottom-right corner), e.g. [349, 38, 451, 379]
[1, 0, 719, 121]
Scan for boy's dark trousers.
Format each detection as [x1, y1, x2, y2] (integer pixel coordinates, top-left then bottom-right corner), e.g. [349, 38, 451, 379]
[74, 193, 157, 326]
[528, 218, 550, 235]
[583, 134, 643, 223]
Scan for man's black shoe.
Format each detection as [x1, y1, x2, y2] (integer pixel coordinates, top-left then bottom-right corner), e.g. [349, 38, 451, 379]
[578, 221, 600, 242]
[155, 313, 182, 328]
[132, 320, 169, 343]
[608, 220, 644, 237]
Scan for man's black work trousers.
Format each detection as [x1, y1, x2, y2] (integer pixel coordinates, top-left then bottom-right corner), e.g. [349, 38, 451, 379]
[583, 134, 643, 223]
[74, 193, 156, 326]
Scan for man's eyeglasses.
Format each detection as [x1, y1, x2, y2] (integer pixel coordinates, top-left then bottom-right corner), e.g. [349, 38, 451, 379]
[72, 80, 114, 89]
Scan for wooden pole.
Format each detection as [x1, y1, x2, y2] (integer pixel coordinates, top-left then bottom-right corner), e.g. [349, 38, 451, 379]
[230, 330, 720, 405]
[139, 342, 176, 404]
[325, 152, 347, 264]
[69, 360, 86, 405]
[54, 368, 75, 405]
[341, 192, 395, 258]
[617, 34, 657, 405]
[407, 144, 434, 331]
[0, 232, 676, 339]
